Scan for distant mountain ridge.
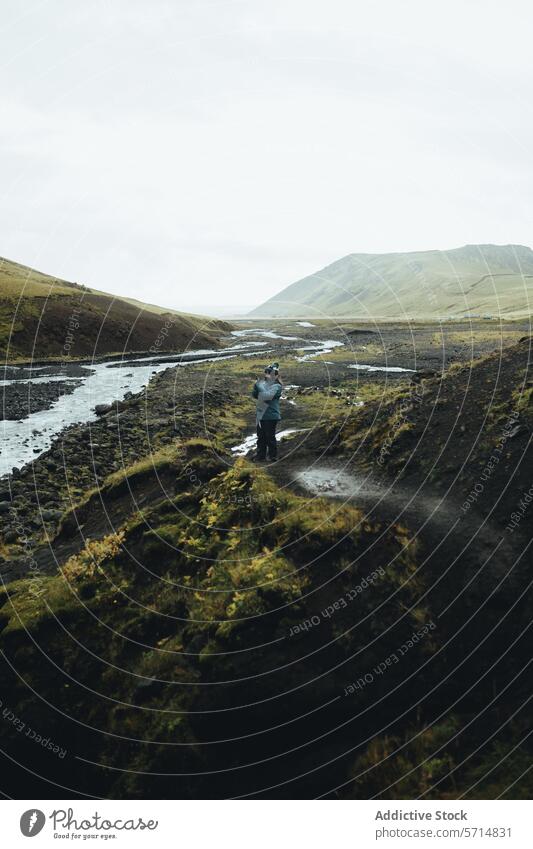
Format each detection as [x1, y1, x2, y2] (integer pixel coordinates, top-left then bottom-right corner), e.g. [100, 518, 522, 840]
[0, 256, 230, 360]
[250, 244, 533, 318]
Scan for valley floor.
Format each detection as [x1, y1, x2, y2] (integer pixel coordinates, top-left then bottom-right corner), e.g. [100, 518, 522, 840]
[0, 319, 531, 798]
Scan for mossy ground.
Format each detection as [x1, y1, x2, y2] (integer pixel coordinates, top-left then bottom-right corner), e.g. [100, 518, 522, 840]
[1, 321, 532, 798]
[0, 448, 429, 797]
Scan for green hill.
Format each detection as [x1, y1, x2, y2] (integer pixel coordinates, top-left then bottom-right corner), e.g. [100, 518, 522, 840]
[250, 244, 533, 319]
[0, 256, 230, 360]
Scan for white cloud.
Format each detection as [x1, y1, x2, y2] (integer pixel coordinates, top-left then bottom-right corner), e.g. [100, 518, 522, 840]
[1, 0, 532, 311]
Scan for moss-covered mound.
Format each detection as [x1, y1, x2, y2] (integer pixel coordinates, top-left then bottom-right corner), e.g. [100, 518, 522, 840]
[1, 438, 531, 799]
[0, 446, 428, 797]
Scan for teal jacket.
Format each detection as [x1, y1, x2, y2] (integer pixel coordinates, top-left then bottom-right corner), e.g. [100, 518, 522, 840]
[252, 379, 282, 422]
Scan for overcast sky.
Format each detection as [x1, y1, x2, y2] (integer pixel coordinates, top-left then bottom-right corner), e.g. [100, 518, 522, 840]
[1, 0, 533, 313]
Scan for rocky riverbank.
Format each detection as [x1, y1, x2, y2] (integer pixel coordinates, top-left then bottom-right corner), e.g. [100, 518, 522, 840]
[0, 360, 249, 574]
[1, 379, 83, 421]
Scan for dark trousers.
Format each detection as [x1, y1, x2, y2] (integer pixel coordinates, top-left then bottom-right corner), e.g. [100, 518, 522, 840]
[256, 419, 278, 459]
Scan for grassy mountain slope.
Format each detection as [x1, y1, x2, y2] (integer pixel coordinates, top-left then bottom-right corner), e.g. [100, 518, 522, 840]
[0, 256, 230, 360]
[251, 244, 533, 319]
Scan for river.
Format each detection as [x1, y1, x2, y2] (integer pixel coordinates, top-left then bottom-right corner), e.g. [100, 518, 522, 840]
[0, 326, 411, 476]
[0, 329, 344, 476]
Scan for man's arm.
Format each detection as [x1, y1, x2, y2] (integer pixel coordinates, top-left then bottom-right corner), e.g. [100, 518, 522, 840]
[259, 385, 278, 402]
[263, 384, 282, 404]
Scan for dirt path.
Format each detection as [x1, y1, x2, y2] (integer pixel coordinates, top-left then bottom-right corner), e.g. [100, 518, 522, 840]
[265, 444, 517, 620]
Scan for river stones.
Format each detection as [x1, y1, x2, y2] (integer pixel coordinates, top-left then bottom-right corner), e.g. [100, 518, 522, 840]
[1, 379, 82, 420]
[41, 509, 63, 522]
[94, 403, 113, 416]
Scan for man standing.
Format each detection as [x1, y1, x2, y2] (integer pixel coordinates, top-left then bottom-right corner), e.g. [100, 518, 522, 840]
[252, 363, 282, 461]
